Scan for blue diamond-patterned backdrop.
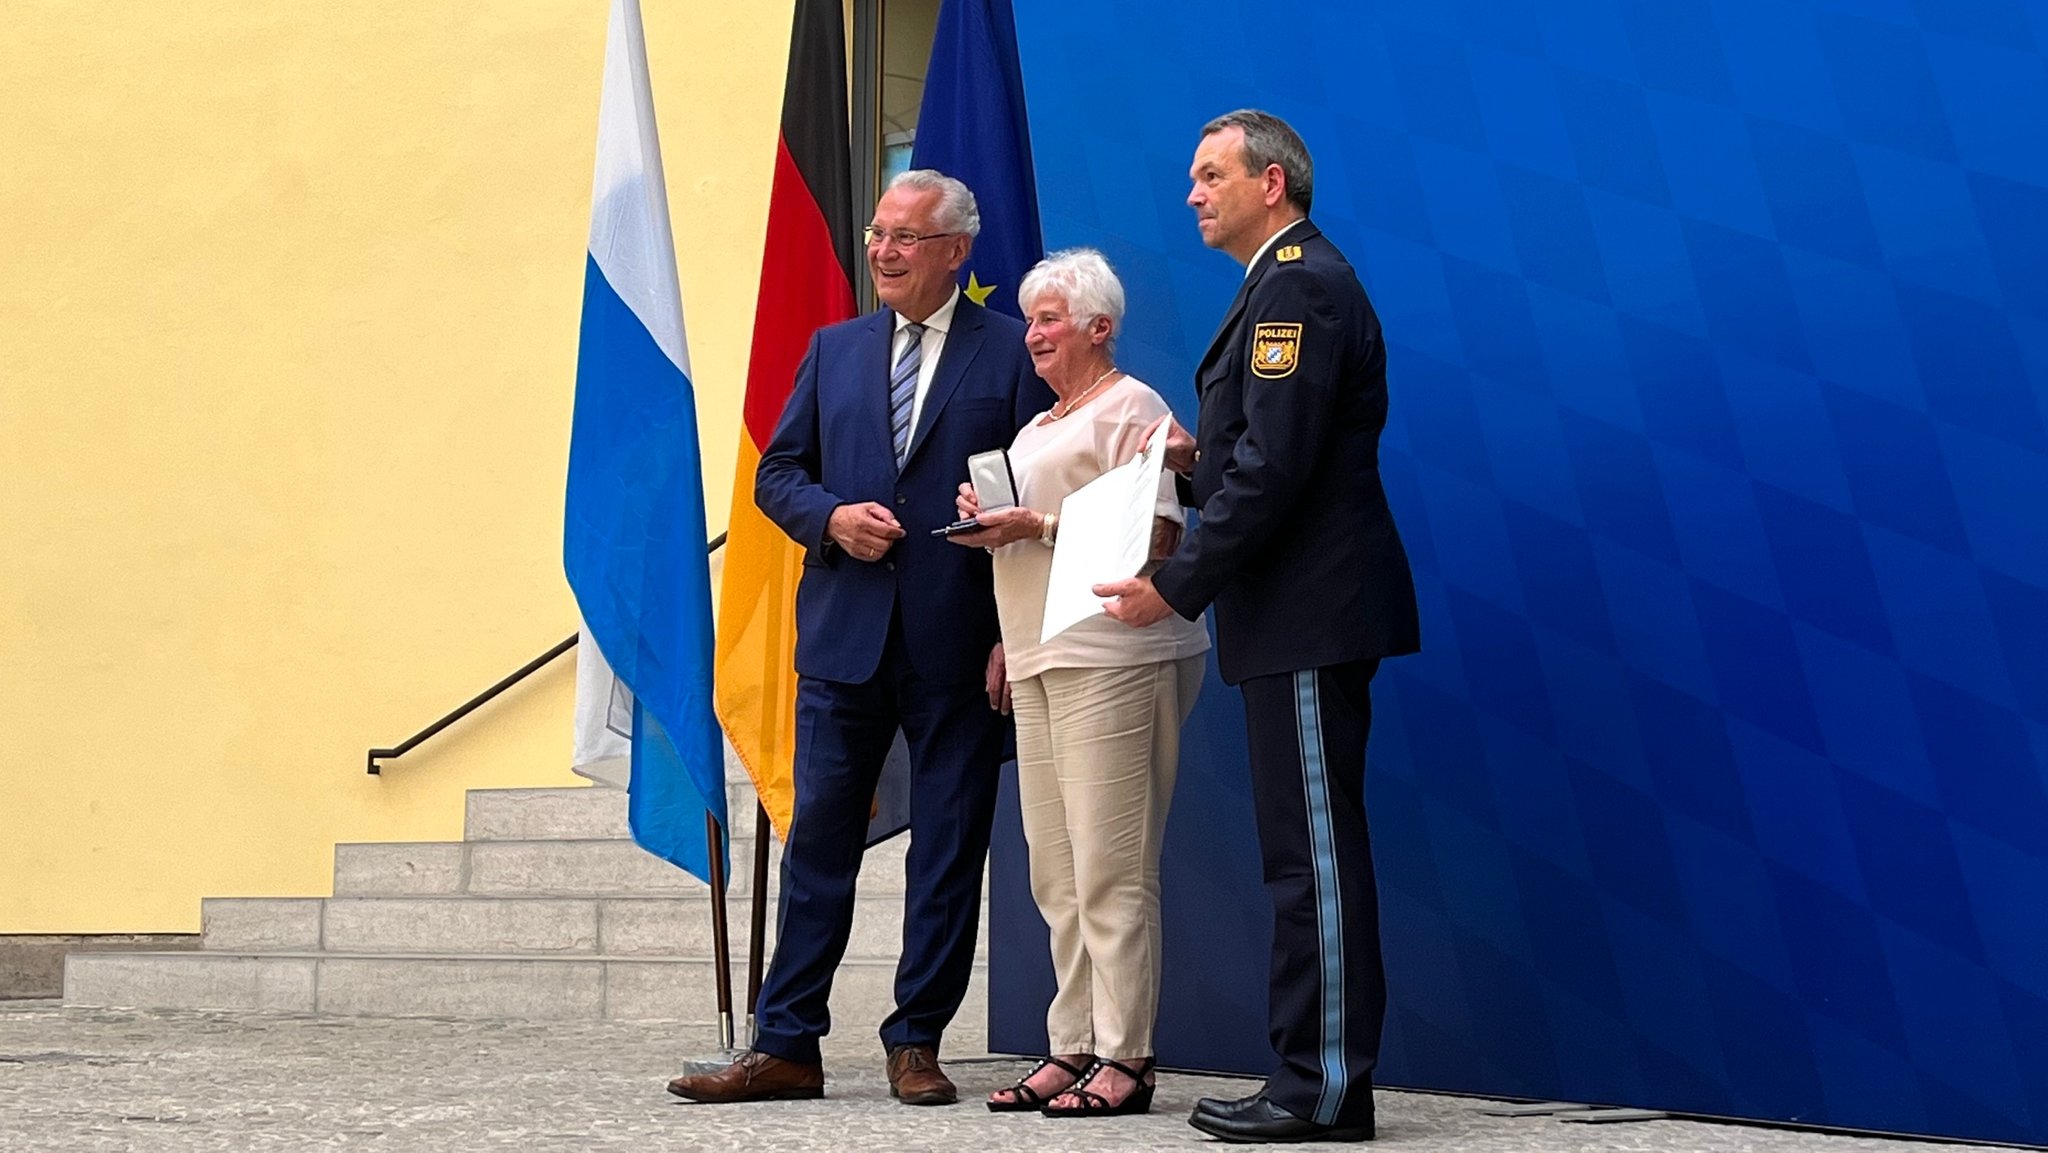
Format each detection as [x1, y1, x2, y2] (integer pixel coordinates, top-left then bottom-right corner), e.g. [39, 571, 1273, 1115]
[992, 1, 2048, 1144]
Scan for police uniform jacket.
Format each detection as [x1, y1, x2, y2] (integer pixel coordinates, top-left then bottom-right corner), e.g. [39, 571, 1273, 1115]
[1151, 220, 1420, 685]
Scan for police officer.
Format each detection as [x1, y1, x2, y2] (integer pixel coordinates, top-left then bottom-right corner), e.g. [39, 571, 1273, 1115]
[1095, 109, 1420, 1143]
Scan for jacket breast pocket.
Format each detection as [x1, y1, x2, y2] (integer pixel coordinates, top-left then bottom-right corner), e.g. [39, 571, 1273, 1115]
[948, 397, 1011, 442]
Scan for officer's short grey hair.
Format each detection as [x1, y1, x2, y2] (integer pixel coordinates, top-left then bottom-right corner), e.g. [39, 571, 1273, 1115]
[886, 169, 982, 238]
[1202, 108, 1314, 214]
[1017, 248, 1126, 350]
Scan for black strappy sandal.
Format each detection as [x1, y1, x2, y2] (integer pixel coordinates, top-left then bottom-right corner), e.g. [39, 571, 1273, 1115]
[986, 1054, 1091, 1113]
[1041, 1056, 1157, 1118]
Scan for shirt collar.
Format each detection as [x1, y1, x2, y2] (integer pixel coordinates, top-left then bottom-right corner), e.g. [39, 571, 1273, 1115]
[895, 286, 962, 336]
[1244, 218, 1310, 279]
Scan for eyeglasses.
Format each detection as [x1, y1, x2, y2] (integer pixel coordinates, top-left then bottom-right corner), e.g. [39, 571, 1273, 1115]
[863, 225, 959, 250]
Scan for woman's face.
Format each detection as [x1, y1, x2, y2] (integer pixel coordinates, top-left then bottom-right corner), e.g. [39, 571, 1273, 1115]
[1022, 291, 1109, 383]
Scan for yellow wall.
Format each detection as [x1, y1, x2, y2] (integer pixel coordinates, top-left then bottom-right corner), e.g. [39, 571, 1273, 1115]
[0, 1, 793, 933]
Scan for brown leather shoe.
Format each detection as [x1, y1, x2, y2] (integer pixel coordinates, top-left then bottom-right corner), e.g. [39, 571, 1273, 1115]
[886, 1044, 958, 1106]
[666, 1050, 824, 1103]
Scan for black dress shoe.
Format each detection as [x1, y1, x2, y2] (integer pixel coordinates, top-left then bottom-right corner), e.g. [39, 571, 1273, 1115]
[1187, 1094, 1374, 1143]
[1193, 1090, 1268, 1119]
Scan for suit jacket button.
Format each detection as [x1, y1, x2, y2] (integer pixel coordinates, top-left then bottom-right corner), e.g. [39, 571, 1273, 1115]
[885, 561, 896, 572]
[896, 493, 907, 505]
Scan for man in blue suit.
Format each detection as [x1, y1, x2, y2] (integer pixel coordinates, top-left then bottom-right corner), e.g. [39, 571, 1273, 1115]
[669, 170, 1052, 1107]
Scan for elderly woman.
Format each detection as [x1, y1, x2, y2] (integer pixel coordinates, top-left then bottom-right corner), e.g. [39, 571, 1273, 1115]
[949, 249, 1209, 1117]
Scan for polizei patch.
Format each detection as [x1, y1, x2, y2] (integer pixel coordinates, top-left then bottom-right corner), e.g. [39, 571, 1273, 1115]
[1251, 322, 1302, 378]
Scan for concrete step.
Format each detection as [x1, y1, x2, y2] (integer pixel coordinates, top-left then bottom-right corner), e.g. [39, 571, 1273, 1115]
[464, 780, 771, 842]
[199, 893, 983, 961]
[65, 951, 989, 1024]
[331, 835, 910, 899]
[598, 893, 986, 959]
[332, 840, 465, 896]
[465, 839, 749, 898]
[465, 787, 630, 842]
[200, 898, 322, 952]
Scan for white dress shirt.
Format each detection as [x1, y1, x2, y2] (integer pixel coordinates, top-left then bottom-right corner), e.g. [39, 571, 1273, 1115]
[892, 286, 962, 440]
[1245, 217, 1310, 277]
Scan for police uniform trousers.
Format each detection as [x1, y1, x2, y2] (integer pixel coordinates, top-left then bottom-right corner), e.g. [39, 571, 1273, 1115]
[751, 606, 1007, 1065]
[1240, 657, 1385, 1129]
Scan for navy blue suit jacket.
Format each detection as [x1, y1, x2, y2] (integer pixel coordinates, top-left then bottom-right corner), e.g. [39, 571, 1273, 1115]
[755, 298, 1051, 686]
[1152, 221, 1421, 684]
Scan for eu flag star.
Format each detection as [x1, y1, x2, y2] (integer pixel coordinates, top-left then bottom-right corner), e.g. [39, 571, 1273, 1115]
[964, 271, 997, 306]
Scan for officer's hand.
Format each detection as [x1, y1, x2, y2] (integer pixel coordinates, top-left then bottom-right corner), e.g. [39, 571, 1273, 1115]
[1138, 414, 1197, 476]
[827, 502, 906, 561]
[1094, 576, 1174, 628]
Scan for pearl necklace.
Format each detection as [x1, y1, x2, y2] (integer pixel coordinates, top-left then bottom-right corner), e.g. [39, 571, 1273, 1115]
[1049, 366, 1119, 420]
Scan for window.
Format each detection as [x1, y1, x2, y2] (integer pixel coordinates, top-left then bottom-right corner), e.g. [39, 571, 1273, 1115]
[879, 0, 939, 186]
[852, 0, 941, 308]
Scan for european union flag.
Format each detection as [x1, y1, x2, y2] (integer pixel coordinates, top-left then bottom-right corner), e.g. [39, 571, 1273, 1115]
[911, 0, 1043, 321]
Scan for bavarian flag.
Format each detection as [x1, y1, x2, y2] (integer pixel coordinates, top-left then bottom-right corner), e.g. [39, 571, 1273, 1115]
[713, 0, 859, 839]
[564, 0, 725, 883]
[911, 0, 1044, 321]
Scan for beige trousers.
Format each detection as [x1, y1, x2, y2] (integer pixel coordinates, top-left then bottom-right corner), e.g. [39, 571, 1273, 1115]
[1010, 655, 1206, 1059]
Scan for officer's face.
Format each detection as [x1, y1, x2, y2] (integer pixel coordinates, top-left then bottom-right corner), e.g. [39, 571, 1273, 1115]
[1022, 291, 1111, 387]
[867, 185, 971, 321]
[1187, 127, 1274, 259]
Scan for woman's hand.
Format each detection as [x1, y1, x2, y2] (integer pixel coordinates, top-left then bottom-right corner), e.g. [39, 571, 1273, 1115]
[955, 482, 982, 521]
[984, 643, 1011, 714]
[946, 505, 1043, 550]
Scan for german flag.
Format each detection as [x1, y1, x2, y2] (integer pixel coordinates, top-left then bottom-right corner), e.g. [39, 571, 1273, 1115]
[714, 0, 858, 838]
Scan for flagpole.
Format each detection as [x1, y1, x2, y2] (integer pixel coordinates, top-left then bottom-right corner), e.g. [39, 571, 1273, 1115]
[705, 812, 735, 1050]
[745, 801, 771, 1044]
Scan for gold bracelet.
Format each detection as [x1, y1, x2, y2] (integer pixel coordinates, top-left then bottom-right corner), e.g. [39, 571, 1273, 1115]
[1039, 511, 1058, 546]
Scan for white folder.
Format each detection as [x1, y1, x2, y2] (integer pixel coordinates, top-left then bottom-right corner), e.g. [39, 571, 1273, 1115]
[1039, 419, 1170, 643]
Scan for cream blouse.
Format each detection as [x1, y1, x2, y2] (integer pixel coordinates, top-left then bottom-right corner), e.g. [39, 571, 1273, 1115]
[992, 375, 1211, 682]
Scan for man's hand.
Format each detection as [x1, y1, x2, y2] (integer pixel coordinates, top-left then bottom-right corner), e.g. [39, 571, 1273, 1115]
[1138, 413, 1197, 476]
[985, 643, 1012, 714]
[827, 502, 906, 561]
[1094, 576, 1174, 628]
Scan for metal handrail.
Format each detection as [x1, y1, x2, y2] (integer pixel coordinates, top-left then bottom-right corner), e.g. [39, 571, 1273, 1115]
[366, 531, 729, 774]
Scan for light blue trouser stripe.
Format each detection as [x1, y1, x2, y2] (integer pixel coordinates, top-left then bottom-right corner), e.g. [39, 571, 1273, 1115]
[1295, 670, 1348, 1127]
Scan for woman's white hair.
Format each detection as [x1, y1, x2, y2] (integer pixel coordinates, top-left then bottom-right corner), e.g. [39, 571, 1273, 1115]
[1017, 248, 1126, 349]
[885, 169, 982, 237]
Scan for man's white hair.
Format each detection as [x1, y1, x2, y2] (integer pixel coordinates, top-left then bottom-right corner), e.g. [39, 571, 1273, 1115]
[885, 169, 982, 237]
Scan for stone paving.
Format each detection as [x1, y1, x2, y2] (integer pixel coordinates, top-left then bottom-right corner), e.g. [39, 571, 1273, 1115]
[0, 1000, 1998, 1152]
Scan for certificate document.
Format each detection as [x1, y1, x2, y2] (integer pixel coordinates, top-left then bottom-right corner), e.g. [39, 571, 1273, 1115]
[1039, 419, 1170, 643]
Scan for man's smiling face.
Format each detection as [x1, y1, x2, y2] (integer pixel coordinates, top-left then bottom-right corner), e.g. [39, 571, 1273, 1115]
[867, 185, 969, 321]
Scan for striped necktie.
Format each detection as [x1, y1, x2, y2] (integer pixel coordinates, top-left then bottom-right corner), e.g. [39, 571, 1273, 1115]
[890, 322, 926, 469]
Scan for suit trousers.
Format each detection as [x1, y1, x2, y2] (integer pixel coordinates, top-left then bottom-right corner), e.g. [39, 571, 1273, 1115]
[1240, 659, 1385, 1129]
[1010, 655, 1205, 1059]
[751, 607, 1007, 1065]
